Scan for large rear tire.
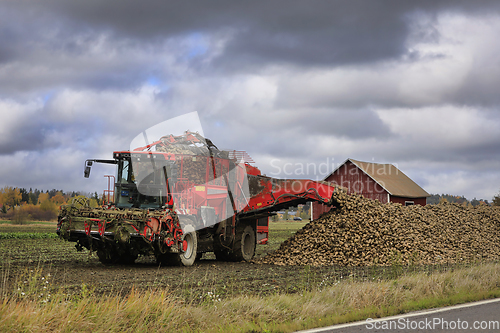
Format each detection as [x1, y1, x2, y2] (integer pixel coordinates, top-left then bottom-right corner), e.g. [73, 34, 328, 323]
[229, 225, 256, 262]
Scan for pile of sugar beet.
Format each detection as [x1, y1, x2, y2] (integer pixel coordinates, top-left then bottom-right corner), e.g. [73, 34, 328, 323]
[257, 189, 500, 266]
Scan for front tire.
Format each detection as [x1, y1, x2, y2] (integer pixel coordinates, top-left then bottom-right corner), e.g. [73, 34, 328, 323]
[159, 225, 198, 267]
[97, 248, 115, 265]
[179, 225, 198, 266]
[97, 247, 137, 265]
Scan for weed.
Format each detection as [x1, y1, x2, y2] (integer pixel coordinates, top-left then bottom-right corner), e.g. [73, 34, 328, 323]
[79, 283, 96, 300]
[14, 267, 52, 303]
[200, 290, 222, 305]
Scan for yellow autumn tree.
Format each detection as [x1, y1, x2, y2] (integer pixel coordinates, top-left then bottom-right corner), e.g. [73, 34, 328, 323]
[37, 192, 57, 213]
[38, 192, 49, 205]
[0, 186, 22, 208]
[51, 191, 66, 205]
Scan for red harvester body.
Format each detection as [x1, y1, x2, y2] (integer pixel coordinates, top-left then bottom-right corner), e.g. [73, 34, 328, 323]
[57, 131, 337, 266]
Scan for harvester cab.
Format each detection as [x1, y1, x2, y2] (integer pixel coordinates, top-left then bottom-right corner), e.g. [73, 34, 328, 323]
[112, 152, 176, 209]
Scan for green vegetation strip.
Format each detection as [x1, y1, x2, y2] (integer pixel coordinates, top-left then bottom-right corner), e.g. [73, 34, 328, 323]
[0, 232, 58, 240]
[0, 220, 55, 225]
[1, 262, 499, 332]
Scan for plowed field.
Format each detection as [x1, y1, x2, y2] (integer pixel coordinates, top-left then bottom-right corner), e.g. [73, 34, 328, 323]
[2, 201, 498, 304]
[0, 221, 357, 302]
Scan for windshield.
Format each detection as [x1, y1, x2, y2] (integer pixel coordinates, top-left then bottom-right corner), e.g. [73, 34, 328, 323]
[118, 159, 132, 183]
[115, 155, 174, 209]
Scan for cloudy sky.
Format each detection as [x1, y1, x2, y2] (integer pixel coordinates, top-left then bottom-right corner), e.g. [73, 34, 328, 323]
[1, 0, 500, 201]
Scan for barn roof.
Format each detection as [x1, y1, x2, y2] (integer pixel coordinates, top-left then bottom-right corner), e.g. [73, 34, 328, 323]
[326, 158, 430, 198]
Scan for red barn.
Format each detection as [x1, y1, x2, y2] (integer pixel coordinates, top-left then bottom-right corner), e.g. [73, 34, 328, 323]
[312, 158, 430, 220]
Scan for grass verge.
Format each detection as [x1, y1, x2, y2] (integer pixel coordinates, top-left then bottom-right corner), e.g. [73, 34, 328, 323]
[1, 262, 499, 333]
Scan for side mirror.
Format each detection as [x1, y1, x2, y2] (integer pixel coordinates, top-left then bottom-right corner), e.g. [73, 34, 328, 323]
[84, 161, 93, 178]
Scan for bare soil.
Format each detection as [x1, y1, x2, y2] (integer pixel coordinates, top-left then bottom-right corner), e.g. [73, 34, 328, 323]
[1, 221, 328, 301]
[1, 238, 470, 305]
[0, 237, 351, 300]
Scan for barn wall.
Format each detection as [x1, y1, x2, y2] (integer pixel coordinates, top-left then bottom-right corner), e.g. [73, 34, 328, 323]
[390, 196, 427, 206]
[312, 161, 389, 219]
[312, 201, 334, 220]
[327, 161, 388, 202]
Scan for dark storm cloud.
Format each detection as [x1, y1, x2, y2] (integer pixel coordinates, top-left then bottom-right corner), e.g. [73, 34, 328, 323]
[12, 0, 498, 69]
[63, 0, 411, 69]
[211, 2, 411, 69]
[0, 100, 47, 154]
[3, 0, 500, 98]
[0, 124, 45, 155]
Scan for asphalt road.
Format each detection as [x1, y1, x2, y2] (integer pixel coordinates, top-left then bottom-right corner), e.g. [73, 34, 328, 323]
[297, 298, 500, 333]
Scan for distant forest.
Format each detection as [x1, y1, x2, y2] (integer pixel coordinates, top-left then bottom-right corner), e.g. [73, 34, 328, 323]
[1, 187, 498, 208]
[1, 186, 499, 223]
[0, 186, 101, 222]
[0, 187, 100, 208]
[427, 194, 492, 206]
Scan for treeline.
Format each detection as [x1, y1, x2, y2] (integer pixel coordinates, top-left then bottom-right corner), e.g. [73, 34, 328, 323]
[427, 193, 492, 206]
[0, 186, 101, 222]
[1, 187, 100, 208]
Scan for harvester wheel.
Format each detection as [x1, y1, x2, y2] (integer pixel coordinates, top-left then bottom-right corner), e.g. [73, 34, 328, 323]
[97, 248, 117, 265]
[97, 247, 137, 265]
[156, 253, 176, 266]
[230, 225, 256, 262]
[158, 225, 198, 267]
[116, 252, 138, 265]
[214, 248, 231, 261]
[178, 225, 198, 266]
